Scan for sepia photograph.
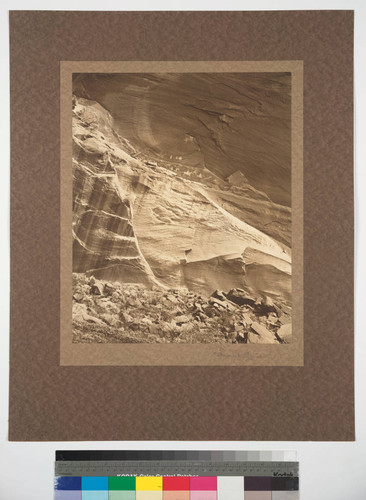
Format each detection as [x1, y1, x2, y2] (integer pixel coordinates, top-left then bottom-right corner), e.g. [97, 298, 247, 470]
[71, 72, 293, 345]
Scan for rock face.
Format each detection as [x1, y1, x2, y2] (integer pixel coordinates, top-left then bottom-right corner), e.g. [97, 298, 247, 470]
[73, 73, 291, 206]
[71, 73, 292, 343]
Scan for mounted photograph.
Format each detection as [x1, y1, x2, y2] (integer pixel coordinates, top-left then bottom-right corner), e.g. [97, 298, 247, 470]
[70, 71, 293, 346]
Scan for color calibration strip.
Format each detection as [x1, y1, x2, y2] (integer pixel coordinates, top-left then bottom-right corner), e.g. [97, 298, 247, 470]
[55, 451, 299, 500]
[55, 475, 299, 499]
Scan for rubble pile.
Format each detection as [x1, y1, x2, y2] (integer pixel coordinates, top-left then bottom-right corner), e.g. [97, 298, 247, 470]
[72, 274, 292, 344]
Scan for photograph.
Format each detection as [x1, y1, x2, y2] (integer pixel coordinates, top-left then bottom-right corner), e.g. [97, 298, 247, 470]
[71, 72, 292, 344]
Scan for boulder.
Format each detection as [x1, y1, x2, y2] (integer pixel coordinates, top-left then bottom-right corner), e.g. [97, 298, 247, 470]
[73, 292, 84, 302]
[120, 311, 133, 324]
[169, 307, 183, 317]
[194, 302, 203, 313]
[86, 316, 106, 326]
[179, 323, 194, 334]
[267, 312, 280, 327]
[104, 283, 117, 296]
[267, 318, 280, 328]
[274, 304, 283, 318]
[175, 314, 191, 325]
[234, 323, 245, 332]
[242, 313, 253, 326]
[247, 331, 260, 344]
[211, 289, 226, 301]
[90, 280, 104, 295]
[82, 296, 94, 308]
[250, 321, 277, 343]
[73, 302, 88, 322]
[219, 299, 238, 313]
[225, 288, 256, 307]
[277, 323, 292, 342]
[160, 320, 175, 334]
[100, 313, 120, 327]
[98, 296, 118, 308]
[237, 331, 246, 341]
[148, 323, 160, 335]
[111, 291, 122, 303]
[165, 294, 179, 304]
[73, 302, 105, 326]
[262, 295, 274, 308]
[209, 297, 226, 309]
[140, 317, 152, 326]
[127, 297, 142, 308]
[260, 296, 277, 314]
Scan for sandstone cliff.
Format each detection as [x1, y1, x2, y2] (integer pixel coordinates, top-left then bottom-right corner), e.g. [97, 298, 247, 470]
[71, 73, 292, 343]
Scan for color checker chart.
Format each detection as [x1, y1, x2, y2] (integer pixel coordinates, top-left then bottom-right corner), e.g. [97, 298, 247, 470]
[55, 451, 299, 500]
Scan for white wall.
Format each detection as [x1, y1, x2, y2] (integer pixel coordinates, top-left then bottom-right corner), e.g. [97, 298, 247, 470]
[1, 2, 365, 499]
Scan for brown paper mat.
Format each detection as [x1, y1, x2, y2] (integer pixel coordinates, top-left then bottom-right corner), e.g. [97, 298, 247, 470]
[61, 61, 303, 367]
[9, 10, 354, 441]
